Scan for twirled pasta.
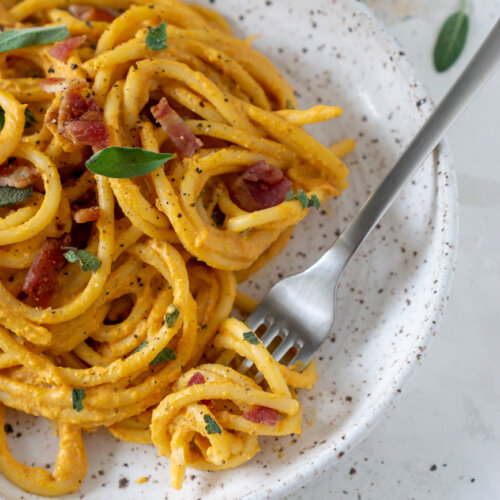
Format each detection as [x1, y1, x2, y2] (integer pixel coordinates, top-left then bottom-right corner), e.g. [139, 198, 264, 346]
[0, 0, 354, 495]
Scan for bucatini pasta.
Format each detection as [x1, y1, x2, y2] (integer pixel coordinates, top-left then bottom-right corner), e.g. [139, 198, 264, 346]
[0, 0, 354, 495]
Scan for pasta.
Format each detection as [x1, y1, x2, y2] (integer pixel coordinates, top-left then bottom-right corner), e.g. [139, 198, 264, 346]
[0, 0, 354, 495]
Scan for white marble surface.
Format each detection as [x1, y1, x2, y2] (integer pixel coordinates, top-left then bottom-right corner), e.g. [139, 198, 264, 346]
[286, 1, 500, 499]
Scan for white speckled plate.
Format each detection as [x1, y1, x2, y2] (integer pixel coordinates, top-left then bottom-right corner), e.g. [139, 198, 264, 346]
[0, 1, 458, 499]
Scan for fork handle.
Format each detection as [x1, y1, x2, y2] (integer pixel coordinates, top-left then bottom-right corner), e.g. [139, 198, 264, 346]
[322, 19, 500, 274]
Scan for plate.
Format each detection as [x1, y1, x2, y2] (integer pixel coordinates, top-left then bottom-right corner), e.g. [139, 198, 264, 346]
[0, 1, 458, 499]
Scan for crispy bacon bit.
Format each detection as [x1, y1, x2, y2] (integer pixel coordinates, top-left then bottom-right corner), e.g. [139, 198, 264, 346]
[197, 135, 231, 149]
[186, 372, 211, 405]
[49, 35, 86, 62]
[39, 77, 87, 94]
[68, 5, 118, 22]
[0, 159, 39, 188]
[151, 98, 203, 157]
[65, 120, 109, 150]
[73, 206, 100, 224]
[187, 372, 206, 387]
[242, 406, 280, 426]
[57, 91, 109, 150]
[230, 161, 292, 212]
[22, 234, 71, 308]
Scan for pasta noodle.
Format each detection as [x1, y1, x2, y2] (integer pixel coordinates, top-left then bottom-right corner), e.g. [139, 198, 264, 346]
[0, 0, 353, 495]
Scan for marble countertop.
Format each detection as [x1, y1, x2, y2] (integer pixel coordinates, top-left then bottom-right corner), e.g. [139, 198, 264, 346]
[287, 1, 500, 499]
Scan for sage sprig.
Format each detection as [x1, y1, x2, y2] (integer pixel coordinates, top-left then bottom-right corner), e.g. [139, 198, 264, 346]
[0, 25, 70, 54]
[85, 147, 175, 178]
[433, 0, 469, 72]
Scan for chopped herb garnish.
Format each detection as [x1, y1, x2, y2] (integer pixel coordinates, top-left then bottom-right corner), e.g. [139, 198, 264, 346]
[285, 188, 320, 210]
[0, 185, 33, 208]
[150, 347, 176, 366]
[63, 247, 101, 272]
[24, 108, 37, 128]
[285, 99, 295, 110]
[297, 189, 309, 209]
[308, 194, 321, 209]
[164, 304, 179, 327]
[72, 388, 85, 412]
[0, 25, 70, 54]
[132, 341, 148, 354]
[433, 0, 469, 72]
[85, 146, 176, 179]
[211, 205, 225, 227]
[0, 107, 38, 131]
[243, 331, 259, 345]
[204, 414, 222, 435]
[284, 187, 296, 201]
[146, 21, 167, 50]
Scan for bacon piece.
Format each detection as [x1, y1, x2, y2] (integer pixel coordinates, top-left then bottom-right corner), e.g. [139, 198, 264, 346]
[49, 35, 86, 62]
[151, 98, 203, 157]
[68, 5, 117, 22]
[58, 91, 109, 150]
[187, 372, 205, 387]
[22, 234, 71, 308]
[186, 372, 211, 405]
[73, 206, 100, 223]
[242, 406, 280, 426]
[230, 160, 292, 212]
[0, 160, 39, 188]
[39, 77, 87, 93]
[197, 135, 231, 149]
[65, 120, 109, 150]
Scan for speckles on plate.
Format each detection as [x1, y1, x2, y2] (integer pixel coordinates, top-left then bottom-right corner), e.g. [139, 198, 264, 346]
[0, 2, 457, 500]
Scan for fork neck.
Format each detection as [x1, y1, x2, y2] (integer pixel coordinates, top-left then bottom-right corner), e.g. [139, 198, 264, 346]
[314, 19, 500, 278]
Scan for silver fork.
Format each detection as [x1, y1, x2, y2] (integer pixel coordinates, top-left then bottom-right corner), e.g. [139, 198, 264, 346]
[242, 19, 500, 372]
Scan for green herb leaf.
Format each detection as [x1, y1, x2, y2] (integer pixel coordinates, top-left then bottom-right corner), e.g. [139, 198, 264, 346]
[146, 21, 167, 50]
[308, 194, 321, 209]
[0, 107, 38, 131]
[284, 188, 297, 201]
[72, 388, 85, 412]
[204, 414, 222, 435]
[0, 185, 33, 208]
[285, 188, 320, 210]
[243, 331, 259, 345]
[0, 25, 70, 54]
[132, 341, 148, 354]
[211, 205, 225, 227]
[150, 347, 176, 366]
[433, 8, 469, 72]
[85, 146, 176, 179]
[285, 99, 295, 110]
[24, 108, 37, 128]
[164, 304, 179, 327]
[63, 247, 101, 272]
[297, 189, 309, 210]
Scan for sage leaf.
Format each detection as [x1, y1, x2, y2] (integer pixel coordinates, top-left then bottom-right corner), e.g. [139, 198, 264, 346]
[146, 21, 167, 50]
[434, 9, 469, 72]
[63, 247, 101, 272]
[0, 25, 70, 54]
[0, 186, 33, 208]
[72, 388, 85, 412]
[150, 348, 176, 366]
[85, 146, 175, 178]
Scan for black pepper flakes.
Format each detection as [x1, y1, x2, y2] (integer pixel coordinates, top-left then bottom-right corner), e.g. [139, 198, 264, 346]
[118, 477, 129, 488]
